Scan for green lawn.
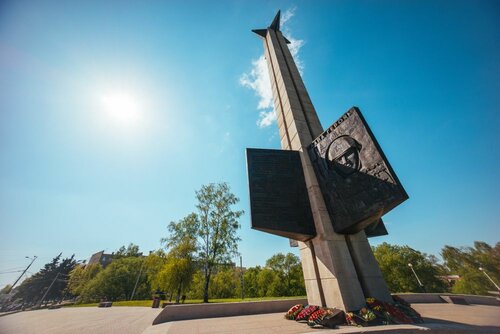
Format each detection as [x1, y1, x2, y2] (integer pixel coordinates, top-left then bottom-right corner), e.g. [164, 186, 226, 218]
[67, 296, 306, 308]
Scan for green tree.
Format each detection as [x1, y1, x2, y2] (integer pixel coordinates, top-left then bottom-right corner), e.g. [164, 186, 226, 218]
[15, 253, 77, 305]
[115, 243, 142, 258]
[185, 271, 205, 299]
[373, 243, 448, 293]
[265, 253, 305, 296]
[209, 268, 239, 299]
[157, 238, 197, 302]
[143, 250, 168, 294]
[79, 257, 149, 302]
[243, 266, 262, 298]
[256, 268, 278, 297]
[163, 182, 243, 302]
[442, 241, 499, 295]
[0, 285, 12, 295]
[67, 263, 102, 297]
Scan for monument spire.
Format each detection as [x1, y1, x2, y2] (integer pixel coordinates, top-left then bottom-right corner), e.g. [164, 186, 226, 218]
[269, 10, 281, 30]
[249, 11, 394, 311]
[252, 10, 291, 43]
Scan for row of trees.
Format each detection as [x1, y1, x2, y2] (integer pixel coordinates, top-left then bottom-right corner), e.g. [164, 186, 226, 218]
[9, 253, 77, 305]
[1, 181, 498, 307]
[3, 246, 303, 305]
[372, 241, 500, 295]
[2, 240, 498, 307]
[5, 239, 498, 307]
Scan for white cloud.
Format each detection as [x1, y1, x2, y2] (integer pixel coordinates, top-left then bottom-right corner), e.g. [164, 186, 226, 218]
[282, 7, 305, 74]
[239, 7, 305, 129]
[257, 110, 277, 128]
[239, 55, 272, 111]
[281, 7, 295, 25]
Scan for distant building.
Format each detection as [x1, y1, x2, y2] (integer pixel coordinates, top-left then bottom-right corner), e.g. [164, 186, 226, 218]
[437, 275, 460, 287]
[88, 251, 114, 268]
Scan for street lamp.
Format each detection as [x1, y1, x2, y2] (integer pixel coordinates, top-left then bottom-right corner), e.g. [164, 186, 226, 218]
[479, 267, 500, 291]
[7, 255, 37, 294]
[408, 263, 426, 293]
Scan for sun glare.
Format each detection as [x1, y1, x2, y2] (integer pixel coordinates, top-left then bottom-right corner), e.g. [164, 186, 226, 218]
[101, 91, 142, 127]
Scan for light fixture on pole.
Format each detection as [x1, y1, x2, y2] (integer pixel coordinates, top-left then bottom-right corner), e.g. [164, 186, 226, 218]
[479, 267, 500, 291]
[408, 263, 426, 293]
[240, 255, 244, 300]
[7, 255, 38, 294]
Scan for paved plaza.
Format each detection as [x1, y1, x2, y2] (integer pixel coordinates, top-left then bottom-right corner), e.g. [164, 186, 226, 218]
[0, 307, 161, 334]
[1, 303, 499, 334]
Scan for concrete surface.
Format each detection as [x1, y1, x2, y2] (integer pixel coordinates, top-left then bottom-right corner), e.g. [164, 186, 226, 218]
[145, 303, 500, 334]
[0, 307, 161, 334]
[152, 293, 499, 325]
[395, 293, 499, 306]
[153, 298, 307, 324]
[1, 303, 498, 334]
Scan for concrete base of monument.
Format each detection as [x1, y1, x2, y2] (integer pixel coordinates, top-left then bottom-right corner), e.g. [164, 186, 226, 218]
[152, 298, 307, 325]
[152, 293, 499, 326]
[394, 293, 499, 306]
[143, 303, 499, 334]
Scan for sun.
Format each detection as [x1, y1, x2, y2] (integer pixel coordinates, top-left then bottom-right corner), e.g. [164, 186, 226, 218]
[100, 91, 142, 127]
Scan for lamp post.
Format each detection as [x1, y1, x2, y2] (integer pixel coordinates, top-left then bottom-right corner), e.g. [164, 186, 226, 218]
[7, 256, 37, 294]
[240, 255, 244, 300]
[479, 267, 500, 291]
[37, 259, 84, 307]
[408, 263, 426, 293]
[130, 258, 146, 301]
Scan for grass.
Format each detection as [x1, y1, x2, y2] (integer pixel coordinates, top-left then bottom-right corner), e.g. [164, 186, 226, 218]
[66, 296, 306, 308]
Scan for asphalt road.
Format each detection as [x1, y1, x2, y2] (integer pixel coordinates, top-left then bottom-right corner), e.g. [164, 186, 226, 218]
[0, 307, 161, 334]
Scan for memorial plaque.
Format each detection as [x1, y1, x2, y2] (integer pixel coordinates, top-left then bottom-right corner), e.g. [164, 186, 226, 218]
[246, 148, 316, 241]
[308, 107, 408, 234]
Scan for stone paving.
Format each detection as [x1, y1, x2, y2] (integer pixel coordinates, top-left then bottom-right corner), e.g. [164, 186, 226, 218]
[0, 303, 499, 334]
[0, 307, 161, 334]
[144, 304, 500, 334]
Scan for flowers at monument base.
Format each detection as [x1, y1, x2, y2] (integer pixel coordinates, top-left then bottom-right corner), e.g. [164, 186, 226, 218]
[345, 308, 385, 327]
[382, 301, 413, 324]
[307, 308, 330, 327]
[307, 307, 345, 328]
[295, 305, 320, 321]
[390, 297, 424, 324]
[283, 296, 423, 329]
[284, 304, 345, 329]
[345, 297, 423, 327]
[284, 304, 304, 320]
[366, 297, 384, 309]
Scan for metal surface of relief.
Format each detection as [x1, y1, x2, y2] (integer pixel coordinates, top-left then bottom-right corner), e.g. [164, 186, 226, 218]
[308, 107, 408, 234]
[246, 148, 316, 241]
[365, 219, 388, 238]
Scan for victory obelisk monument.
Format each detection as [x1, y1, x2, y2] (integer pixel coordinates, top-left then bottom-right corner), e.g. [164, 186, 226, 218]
[247, 11, 408, 311]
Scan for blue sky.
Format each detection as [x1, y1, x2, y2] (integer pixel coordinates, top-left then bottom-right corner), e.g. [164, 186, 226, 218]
[1, 0, 498, 287]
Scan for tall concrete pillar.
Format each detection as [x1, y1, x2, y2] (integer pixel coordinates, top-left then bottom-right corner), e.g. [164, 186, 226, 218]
[253, 11, 391, 311]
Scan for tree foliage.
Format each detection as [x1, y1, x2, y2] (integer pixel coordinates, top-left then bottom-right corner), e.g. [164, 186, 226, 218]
[14, 253, 77, 305]
[182, 252, 305, 300]
[67, 263, 102, 297]
[115, 243, 142, 258]
[156, 238, 197, 302]
[0, 285, 12, 295]
[143, 250, 168, 293]
[79, 257, 149, 302]
[70, 244, 151, 303]
[373, 243, 448, 293]
[265, 253, 305, 297]
[442, 241, 500, 295]
[163, 182, 243, 302]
